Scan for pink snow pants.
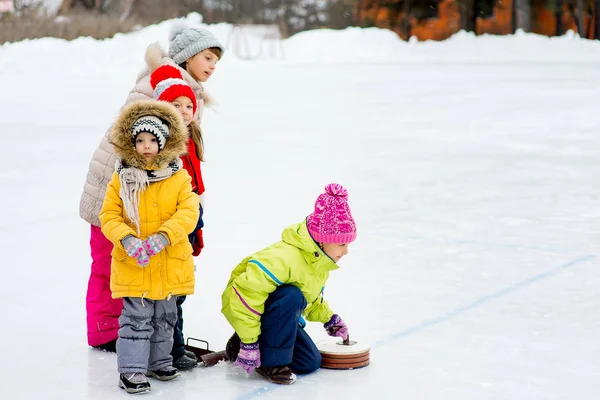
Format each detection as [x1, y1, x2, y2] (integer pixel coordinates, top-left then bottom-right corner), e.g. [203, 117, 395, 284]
[86, 225, 123, 347]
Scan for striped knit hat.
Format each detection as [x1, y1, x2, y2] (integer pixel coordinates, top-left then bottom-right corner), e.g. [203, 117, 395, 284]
[131, 115, 169, 151]
[150, 64, 198, 115]
[307, 183, 357, 244]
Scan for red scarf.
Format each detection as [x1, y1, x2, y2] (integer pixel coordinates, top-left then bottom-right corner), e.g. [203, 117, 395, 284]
[181, 138, 204, 195]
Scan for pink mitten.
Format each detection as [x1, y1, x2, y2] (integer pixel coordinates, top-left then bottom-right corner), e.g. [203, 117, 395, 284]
[233, 342, 261, 374]
[143, 233, 169, 256]
[121, 235, 149, 266]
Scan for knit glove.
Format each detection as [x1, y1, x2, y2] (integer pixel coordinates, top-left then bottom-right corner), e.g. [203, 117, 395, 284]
[121, 235, 150, 266]
[188, 204, 204, 256]
[324, 314, 348, 341]
[143, 233, 169, 257]
[191, 229, 204, 256]
[196, 203, 204, 230]
[233, 342, 261, 374]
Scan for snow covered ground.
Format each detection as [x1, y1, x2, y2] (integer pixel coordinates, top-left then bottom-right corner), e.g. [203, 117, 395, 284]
[0, 15, 599, 399]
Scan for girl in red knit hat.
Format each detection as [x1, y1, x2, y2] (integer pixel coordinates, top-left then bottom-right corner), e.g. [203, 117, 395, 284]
[148, 64, 208, 371]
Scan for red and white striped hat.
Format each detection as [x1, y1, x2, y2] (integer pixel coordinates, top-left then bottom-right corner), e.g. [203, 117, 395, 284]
[150, 64, 198, 115]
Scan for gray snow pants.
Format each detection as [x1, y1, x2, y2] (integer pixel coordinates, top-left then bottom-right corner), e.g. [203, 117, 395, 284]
[117, 297, 178, 374]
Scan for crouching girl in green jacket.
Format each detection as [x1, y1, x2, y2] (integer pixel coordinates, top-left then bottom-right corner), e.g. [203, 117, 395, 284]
[221, 183, 357, 385]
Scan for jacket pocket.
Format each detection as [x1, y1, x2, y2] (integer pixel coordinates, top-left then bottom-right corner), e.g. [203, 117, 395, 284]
[111, 247, 128, 262]
[111, 248, 144, 286]
[164, 243, 194, 285]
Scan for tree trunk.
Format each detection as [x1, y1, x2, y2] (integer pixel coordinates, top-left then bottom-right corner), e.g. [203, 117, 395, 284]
[119, 0, 136, 22]
[459, 0, 476, 33]
[403, 0, 411, 40]
[555, 0, 563, 36]
[471, 0, 478, 33]
[586, 4, 593, 39]
[596, 0, 600, 39]
[577, 0, 585, 36]
[514, 0, 531, 32]
[511, 0, 517, 33]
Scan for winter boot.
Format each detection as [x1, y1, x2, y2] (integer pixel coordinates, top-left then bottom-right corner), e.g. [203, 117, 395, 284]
[93, 339, 116, 353]
[146, 366, 181, 381]
[118, 373, 151, 394]
[173, 354, 198, 370]
[225, 332, 241, 361]
[184, 350, 198, 361]
[255, 366, 297, 385]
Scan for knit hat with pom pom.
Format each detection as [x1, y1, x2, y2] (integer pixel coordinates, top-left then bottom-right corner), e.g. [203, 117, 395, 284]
[168, 20, 224, 65]
[150, 64, 198, 115]
[307, 183, 357, 244]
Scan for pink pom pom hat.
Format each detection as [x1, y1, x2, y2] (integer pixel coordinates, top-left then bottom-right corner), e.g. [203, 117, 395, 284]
[307, 183, 357, 244]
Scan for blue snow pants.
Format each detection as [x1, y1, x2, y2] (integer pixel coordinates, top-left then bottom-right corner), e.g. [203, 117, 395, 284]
[259, 285, 322, 374]
[171, 295, 186, 359]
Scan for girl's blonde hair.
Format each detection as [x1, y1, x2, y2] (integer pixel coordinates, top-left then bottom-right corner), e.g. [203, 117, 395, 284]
[188, 120, 204, 161]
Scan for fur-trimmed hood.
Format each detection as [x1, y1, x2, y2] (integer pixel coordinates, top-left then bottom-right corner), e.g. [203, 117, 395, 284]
[144, 42, 215, 107]
[109, 100, 188, 170]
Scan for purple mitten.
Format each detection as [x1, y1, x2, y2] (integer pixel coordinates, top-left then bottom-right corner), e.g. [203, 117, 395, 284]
[324, 314, 349, 341]
[143, 233, 169, 256]
[121, 235, 149, 266]
[233, 342, 261, 374]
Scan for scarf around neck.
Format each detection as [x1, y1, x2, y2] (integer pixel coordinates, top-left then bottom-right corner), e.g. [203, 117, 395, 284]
[115, 157, 183, 235]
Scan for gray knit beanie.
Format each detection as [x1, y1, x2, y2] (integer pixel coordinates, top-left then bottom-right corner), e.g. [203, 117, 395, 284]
[168, 20, 224, 65]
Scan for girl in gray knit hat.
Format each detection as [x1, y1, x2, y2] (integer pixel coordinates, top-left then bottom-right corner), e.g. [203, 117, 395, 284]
[169, 20, 224, 83]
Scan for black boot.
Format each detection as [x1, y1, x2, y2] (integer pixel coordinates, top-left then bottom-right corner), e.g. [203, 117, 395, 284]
[256, 366, 297, 385]
[93, 339, 116, 353]
[173, 354, 198, 370]
[184, 349, 198, 361]
[225, 332, 241, 361]
[118, 373, 151, 394]
[146, 366, 181, 381]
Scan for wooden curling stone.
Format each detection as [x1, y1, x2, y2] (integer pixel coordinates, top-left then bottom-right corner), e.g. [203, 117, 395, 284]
[316, 337, 370, 370]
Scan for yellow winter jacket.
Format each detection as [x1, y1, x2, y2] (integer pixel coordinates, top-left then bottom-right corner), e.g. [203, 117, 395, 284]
[99, 100, 199, 300]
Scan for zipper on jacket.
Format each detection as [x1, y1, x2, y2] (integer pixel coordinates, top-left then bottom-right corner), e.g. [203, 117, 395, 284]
[320, 287, 325, 303]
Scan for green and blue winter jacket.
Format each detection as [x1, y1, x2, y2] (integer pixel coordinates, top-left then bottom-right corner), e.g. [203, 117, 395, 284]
[221, 220, 338, 344]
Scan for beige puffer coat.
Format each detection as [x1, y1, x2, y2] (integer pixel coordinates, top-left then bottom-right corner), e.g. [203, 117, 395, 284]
[79, 43, 211, 227]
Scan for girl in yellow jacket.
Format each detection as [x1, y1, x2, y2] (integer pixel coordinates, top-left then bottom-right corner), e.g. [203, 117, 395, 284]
[99, 100, 199, 394]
